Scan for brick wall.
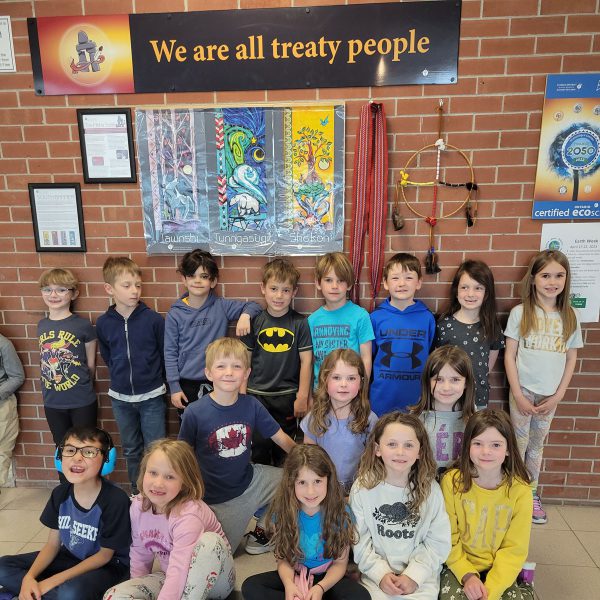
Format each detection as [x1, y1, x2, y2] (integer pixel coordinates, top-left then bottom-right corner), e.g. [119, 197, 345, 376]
[1, 0, 599, 503]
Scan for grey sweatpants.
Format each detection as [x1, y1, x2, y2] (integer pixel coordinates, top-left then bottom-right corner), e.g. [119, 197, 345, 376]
[208, 464, 282, 553]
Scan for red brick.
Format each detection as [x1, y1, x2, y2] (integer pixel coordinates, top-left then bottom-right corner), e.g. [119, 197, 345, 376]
[567, 14, 600, 33]
[541, 0, 597, 14]
[536, 35, 593, 54]
[483, 0, 538, 17]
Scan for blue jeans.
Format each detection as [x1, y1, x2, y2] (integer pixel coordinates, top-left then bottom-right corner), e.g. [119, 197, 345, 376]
[111, 395, 166, 490]
[0, 549, 128, 600]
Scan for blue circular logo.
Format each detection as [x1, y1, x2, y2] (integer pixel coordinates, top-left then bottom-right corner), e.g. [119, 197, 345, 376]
[561, 128, 600, 171]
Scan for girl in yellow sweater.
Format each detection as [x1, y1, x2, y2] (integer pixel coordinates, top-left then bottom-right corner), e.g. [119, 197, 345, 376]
[440, 409, 533, 600]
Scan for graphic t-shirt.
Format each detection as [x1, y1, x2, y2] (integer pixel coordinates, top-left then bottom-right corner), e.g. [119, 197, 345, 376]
[37, 314, 96, 409]
[178, 393, 280, 504]
[308, 301, 374, 384]
[40, 479, 130, 564]
[242, 309, 312, 395]
[504, 304, 583, 396]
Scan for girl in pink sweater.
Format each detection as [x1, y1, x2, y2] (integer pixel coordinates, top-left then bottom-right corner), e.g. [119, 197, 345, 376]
[103, 439, 234, 600]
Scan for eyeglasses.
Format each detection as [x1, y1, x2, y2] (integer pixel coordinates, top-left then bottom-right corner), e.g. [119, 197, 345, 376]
[60, 445, 103, 459]
[41, 287, 73, 296]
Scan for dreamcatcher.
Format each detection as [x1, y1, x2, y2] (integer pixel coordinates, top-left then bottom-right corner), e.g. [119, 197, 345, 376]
[393, 101, 478, 274]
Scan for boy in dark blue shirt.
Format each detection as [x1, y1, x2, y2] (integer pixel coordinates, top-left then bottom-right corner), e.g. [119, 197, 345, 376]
[179, 337, 295, 555]
[0, 426, 130, 600]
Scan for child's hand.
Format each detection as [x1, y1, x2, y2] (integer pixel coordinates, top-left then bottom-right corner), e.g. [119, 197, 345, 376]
[305, 582, 324, 600]
[396, 574, 418, 595]
[379, 572, 403, 595]
[19, 574, 42, 599]
[462, 573, 488, 600]
[294, 395, 308, 418]
[512, 393, 537, 417]
[284, 580, 304, 600]
[536, 393, 561, 415]
[170, 391, 187, 409]
[236, 313, 251, 336]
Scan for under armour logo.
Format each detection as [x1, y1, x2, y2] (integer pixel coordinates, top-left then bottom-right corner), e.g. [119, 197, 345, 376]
[380, 341, 423, 369]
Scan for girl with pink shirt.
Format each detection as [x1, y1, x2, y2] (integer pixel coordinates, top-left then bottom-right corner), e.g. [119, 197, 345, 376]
[103, 439, 234, 600]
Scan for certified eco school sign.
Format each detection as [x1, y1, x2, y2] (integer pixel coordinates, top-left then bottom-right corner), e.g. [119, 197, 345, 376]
[28, 1, 461, 96]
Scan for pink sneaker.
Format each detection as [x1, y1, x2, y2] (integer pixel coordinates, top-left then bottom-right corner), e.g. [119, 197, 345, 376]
[532, 494, 547, 524]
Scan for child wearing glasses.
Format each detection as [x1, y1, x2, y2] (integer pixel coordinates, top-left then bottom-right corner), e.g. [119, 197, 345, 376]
[0, 425, 131, 600]
[37, 269, 98, 467]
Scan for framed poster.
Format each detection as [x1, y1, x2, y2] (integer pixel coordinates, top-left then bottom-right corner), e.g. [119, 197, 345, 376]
[532, 73, 600, 220]
[28, 183, 86, 252]
[77, 108, 136, 183]
[135, 104, 345, 256]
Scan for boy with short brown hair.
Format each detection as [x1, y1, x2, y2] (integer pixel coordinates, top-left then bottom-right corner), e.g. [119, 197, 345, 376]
[370, 252, 435, 415]
[308, 252, 374, 385]
[242, 258, 312, 466]
[96, 256, 166, 493]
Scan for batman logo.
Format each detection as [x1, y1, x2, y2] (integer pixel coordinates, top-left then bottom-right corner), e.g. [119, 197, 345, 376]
[257, 327, 294, 353]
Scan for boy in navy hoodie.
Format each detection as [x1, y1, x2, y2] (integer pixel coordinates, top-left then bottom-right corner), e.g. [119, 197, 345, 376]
[370, 253, 435, 415]
[96, 257, 166, 493]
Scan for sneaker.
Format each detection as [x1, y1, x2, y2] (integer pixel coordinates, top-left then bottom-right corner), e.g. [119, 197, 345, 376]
[245, 525, 274, 555]
[532, 494, 547, 524]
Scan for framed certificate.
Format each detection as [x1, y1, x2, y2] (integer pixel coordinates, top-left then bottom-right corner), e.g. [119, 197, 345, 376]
[77, 108, 136, 184]
[28, 183, 86, 252]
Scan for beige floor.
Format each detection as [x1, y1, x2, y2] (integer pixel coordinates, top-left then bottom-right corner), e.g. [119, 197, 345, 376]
[1, 487, 599, 599]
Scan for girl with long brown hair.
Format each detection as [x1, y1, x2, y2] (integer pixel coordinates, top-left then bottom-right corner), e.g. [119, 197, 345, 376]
[410, 346, 476, 474]
[440, 409, 533, 600]
[301, 349, 377, 493]
[350, 413, 451, 600]
[504, 249, 582, 524]
[436, 259, 504, 409]
[242, 444, 369, 600]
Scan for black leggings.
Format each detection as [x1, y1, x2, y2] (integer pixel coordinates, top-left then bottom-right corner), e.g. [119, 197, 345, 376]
[241, 570, 370, 600]
[44, 402, 98, 447]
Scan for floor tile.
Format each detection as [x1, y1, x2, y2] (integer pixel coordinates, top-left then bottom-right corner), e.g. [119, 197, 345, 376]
[30, 526, 50, 543]
[528, 529, 593, 566]
[0, 510, 47, 542]
[533, 564, 600, 600]
[2, 487, 51, 511]
[0, 540, 24, 555]
[557, 505, 600, 531]
[18, 542, 46, 553]
[0, 488, 23, 510]
[574, 531, 600, 568]
[533, 505, 569, 530]
[233, 551, 276, 590]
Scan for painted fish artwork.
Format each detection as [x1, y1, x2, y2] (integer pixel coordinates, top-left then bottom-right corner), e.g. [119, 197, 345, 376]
[136, 104, 344, 255]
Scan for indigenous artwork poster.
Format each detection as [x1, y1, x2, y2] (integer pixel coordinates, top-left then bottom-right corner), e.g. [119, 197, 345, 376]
[29, 14, 134, 95]
[532, 73, 600, 220]
[136, 104, 345, 255]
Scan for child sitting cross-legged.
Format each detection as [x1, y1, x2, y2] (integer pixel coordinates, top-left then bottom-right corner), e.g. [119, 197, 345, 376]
[103, 439, 234, 600]
[178, 337, 296, 555]
[242, 444, 370, 600]
[0, 426, 130, 600]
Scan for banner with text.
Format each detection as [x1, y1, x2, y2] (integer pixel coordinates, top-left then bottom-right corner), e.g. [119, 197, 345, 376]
[28, 1, 461, 95]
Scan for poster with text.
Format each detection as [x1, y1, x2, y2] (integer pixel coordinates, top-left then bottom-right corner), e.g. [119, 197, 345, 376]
[533, 73, 600, 220]
[541, 223, 600, 322]
[136, 104, 344, 255]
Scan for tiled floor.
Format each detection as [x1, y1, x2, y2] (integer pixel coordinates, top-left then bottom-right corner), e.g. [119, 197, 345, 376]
[1, 487, 599, 599]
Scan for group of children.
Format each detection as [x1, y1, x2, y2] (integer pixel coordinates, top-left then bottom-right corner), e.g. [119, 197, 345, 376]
[0, 246, 583, 600]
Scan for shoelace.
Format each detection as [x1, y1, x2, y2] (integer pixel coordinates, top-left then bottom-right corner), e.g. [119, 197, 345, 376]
[533, 495, 544, 511]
